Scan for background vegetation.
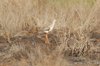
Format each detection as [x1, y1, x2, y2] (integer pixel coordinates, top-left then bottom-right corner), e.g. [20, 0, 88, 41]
[0, 0, 100, 66]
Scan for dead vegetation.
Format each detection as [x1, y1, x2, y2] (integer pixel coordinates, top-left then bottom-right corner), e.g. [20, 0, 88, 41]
[0, 0, 100, 66]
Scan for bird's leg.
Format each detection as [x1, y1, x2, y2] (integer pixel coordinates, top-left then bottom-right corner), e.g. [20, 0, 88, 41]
[45, 33, 49, 44]
[7, 34, 11, 43]
[4, 32, 11, 43]
[7, 37, 11, 43]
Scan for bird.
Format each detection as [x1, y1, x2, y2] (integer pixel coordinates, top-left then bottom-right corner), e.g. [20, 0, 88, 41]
[43, 19, 56, 44]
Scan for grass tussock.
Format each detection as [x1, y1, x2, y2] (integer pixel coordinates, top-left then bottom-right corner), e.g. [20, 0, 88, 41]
[0, 0, 100, 66]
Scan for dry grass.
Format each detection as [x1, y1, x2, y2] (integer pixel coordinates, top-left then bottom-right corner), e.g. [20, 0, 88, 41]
[0, 0, 100, 66]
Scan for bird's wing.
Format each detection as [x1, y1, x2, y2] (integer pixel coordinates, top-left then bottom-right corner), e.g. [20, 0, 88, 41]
[43, 27, 50, 33]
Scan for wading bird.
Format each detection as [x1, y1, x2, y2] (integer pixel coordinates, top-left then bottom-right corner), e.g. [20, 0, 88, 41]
[44, 19, 56, 44]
